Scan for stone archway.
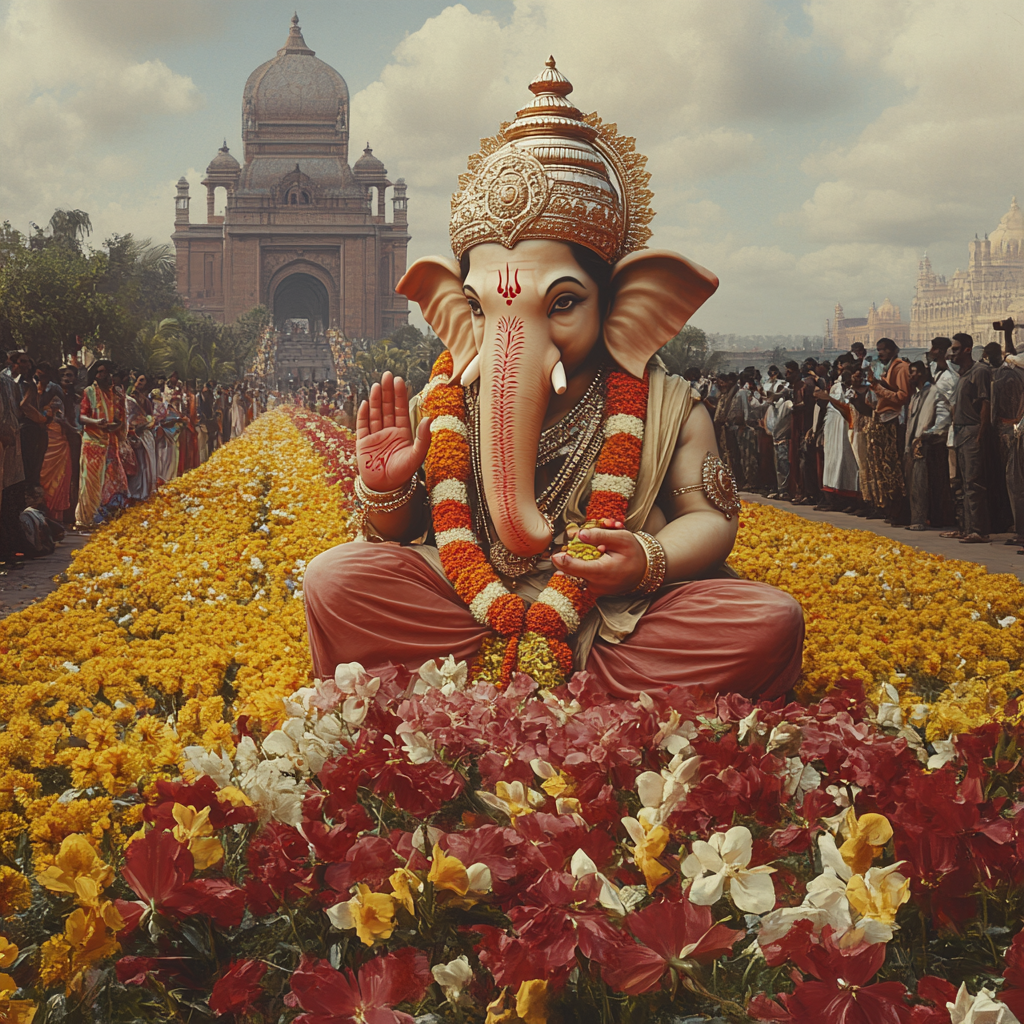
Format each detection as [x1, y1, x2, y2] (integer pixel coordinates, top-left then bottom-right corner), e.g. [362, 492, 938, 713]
[271, 272, 330, 334]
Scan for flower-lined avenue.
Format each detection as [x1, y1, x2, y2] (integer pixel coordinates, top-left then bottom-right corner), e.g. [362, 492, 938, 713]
[0, 407, 1019, 1023]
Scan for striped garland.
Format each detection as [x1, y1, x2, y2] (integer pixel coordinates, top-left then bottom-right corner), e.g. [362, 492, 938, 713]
[422, 351, 649, 687]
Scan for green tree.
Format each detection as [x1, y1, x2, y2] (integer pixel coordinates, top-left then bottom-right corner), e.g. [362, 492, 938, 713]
[354, 339, 412, 396]
[660, 324, 725, 377]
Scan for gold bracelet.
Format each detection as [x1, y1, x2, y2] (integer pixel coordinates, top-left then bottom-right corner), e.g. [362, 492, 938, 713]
[632, 530, 667, 595]
[354, 475, 419, 513]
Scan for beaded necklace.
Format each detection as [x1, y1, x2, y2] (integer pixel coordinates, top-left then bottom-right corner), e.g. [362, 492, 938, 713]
[422, 351, 649, 688]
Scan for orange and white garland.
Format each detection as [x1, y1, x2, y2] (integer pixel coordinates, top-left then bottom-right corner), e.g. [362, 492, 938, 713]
[421, 351, 648, 687]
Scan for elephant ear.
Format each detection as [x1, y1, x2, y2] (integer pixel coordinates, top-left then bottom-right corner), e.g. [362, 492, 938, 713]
[603, 250, 719, 379]
[396, 256, 477, 377]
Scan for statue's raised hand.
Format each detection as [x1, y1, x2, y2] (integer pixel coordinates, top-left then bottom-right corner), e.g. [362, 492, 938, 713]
[355, 372, 432, 493]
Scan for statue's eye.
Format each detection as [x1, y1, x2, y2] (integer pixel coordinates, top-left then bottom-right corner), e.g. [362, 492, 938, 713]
[466, 297, 483, 317]
[550, 293, 579, 313]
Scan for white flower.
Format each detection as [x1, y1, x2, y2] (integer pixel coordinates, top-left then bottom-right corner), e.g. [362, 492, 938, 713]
[928, 735, 957, 771]
[62, 661, 80, 673]
[738, 709, 763, 743]
[416, 655, 469, 695]
[466, 862, 492, 894]
[842, 569, 858, 577]
[432, 956, 474, 1004]
[334, 661, 375, 692]
[876, 682, 903, 729]
[397, 723, 434, 765]
[182, 745, 234, 788]
[782, 757, 821, 802]
[653, 709, 697, 757]
[234, 735, 260, 773]
[570, 848, 627, 915]
[240, 759, 305, 825]
[682, 825, 776, 913]
[947, 983, 1020, 1024]
[635, 754, 701, 826]
[998, 615, 1017, 629]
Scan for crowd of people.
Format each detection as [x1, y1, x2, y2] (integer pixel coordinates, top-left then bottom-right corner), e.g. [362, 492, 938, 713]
[704, 332, 1024, 549]
[0, 354, 283, 572]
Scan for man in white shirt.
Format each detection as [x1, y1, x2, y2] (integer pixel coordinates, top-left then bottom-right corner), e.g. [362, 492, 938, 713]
[903, 362, 951, 530]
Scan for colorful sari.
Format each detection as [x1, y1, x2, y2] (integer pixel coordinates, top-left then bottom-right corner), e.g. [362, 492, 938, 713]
[125, 392, 156, 500]
[76, 384, 128, 527]
[40, 393, 71, 519]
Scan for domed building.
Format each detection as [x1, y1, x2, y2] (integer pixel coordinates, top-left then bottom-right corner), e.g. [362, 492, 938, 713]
[829, 297, 909, 351]
[910, 196, 1024, 348]
[171, 14, 410, 374]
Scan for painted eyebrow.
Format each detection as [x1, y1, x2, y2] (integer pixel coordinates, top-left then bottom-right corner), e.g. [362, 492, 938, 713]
[545, 276, 585, 295]
[462, 284, 480, 296]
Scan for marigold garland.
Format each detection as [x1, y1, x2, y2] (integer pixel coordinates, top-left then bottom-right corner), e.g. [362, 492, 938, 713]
[421, 352, 649, 687]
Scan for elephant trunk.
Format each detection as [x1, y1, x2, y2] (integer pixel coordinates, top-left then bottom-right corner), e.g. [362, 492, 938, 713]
[478, 314, 554, 558]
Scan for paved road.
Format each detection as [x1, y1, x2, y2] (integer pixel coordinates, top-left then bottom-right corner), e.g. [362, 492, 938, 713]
[0, 531, 90, 619]
[742, 492, 1024, 579]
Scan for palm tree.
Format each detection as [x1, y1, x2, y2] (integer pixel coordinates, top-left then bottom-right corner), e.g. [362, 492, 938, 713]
[126, 317, 183, 375]
[48, 209, 92, 247]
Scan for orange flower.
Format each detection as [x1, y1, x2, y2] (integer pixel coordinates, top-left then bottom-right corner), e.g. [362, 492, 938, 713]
[839, 809, 894, 875]
[428, 844, 470, 896]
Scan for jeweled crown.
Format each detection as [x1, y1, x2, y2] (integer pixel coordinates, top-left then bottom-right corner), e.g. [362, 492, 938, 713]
[449, 57, 654, 264]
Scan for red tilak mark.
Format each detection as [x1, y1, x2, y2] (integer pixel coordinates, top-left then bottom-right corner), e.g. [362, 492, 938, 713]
[497, 264, 521, 306]
[491, 316, 530, 548]
[362, 436, 404, 473]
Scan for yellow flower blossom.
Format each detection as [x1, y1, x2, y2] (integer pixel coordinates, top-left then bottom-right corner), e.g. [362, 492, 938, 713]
[846, 863, 912, 925]
[0, 868, 31, 918]
[622, 816, 671, 893]
[0, 938, 17, 969]
[389, 867, 422, 915]
[326, 884, 396, 946]
[839, 809, 893, 876]
[428, 845, 470, 896]
[171, 804, 223, 871]
[36, 834, 114, 895]
[0, 973, 35, 1024]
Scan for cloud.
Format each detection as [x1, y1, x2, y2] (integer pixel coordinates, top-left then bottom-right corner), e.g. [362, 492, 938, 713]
[796, 0, 1024, 247]
[0, 0, 203, 238]
[350, 0, 844, 264]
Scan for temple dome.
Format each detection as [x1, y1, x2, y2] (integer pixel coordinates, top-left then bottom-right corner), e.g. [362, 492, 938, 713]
[353, 144, 386, 178]
[876, 297, 899, 318]
[243, 14, 349, 124]
[990, 196, 1024, 250]
[206, 142, 240, 174]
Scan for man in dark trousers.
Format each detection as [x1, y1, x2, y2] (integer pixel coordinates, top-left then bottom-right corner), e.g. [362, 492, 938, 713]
[992, 347, 1024, 547]
[903, 362, 950, 530]
[943, 333, 992, 543]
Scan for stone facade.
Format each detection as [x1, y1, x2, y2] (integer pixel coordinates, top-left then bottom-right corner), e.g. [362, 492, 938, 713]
[829, 298, 910, 351]
[171, 15, 410, 342]
[910, 197, 1024, 348]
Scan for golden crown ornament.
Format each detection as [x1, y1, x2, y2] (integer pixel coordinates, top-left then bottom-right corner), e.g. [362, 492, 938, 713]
[449, 57, 655, 264]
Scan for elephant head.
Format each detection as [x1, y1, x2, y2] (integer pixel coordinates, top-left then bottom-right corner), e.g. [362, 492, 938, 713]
[397, 240, 718, 559]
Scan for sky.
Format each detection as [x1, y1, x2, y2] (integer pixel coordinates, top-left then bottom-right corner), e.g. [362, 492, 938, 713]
[1, 0, 1022, 338]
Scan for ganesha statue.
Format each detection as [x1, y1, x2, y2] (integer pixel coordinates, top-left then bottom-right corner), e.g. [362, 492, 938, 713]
[304, 58, 803, 698]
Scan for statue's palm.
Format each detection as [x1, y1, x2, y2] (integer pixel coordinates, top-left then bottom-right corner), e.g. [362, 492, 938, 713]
[355, 372, 432, 493]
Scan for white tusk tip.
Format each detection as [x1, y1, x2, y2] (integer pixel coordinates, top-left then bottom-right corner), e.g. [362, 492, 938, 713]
[460, 353, 482, 386]
[551, 360, 567, 395]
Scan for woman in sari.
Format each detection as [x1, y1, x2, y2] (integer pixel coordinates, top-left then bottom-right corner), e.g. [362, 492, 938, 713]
[75, 360, 128, 529]
[230, 386, 247, 438]
[125, 375, 156, 500]
[39, 374, 71, 521]
[154, 391, 183, 485]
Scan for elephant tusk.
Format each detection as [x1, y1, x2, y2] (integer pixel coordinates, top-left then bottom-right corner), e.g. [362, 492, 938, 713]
[460, 353, 482, 386]
[550, 360, 567, 395]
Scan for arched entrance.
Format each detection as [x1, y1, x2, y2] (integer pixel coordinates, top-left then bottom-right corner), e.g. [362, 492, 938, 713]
[271, 272, 330, 334]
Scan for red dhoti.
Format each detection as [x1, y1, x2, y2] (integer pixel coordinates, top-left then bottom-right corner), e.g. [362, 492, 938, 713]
[303, 543, 804, 701]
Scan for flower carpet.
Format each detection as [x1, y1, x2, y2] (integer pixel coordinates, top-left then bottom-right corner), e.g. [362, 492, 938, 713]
[0, 406, 1022, 1023]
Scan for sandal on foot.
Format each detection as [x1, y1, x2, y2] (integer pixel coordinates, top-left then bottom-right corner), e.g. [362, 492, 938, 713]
[905, 524, 927, 531]
[959, 533, 990, 543]
[939, 530, 964, 539]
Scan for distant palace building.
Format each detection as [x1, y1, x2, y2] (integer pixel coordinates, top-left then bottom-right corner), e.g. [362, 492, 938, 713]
[171, 14, 410, 342]
[910, 197, 1024, 348]
[829, 298, 909, 351]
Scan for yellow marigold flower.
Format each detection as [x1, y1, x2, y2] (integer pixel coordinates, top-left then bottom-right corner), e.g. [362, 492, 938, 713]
[38, 935, 72, 987]
[0, 937, 17, 969]
[0, 868, 31, 918]
[36, 834, 114, 895]
[839, 809, 893, 875]
[389, 867, 422, 915]
[325, 884, 396, 946]
[846, 863, 911, 925]
[0, 975, 35, 1024]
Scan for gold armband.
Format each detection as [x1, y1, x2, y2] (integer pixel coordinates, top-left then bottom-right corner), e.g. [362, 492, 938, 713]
[631, 530, 667, 596]
[670, 452, 741, 520]
[354, 475, 420, 514]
